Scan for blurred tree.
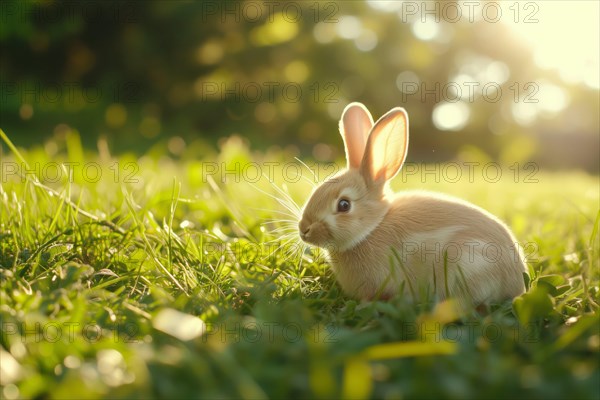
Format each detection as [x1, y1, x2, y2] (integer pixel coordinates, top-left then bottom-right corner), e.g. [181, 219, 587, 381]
[0, 0, 598, 171]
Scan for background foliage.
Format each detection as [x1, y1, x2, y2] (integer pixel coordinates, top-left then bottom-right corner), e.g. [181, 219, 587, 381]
[1, 0, 598, 170]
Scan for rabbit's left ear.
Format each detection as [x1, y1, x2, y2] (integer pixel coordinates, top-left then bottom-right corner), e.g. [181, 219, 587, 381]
[339, 102, 374, 169]
[360, 108, 409, 184]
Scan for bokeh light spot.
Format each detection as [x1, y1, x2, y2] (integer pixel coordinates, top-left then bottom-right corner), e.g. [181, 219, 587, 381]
[299, 121, 323, 143]
[485, 61, 510, 85]
[139, 117, 161, 138]
[396, 70, 421, 92]
[105, 103, 127, 128]
[250, 13, 298, 46]
[312, 143, 334, 161]
[19, 104, 33, 120]
[366, 0, 404, 12]
[355, 29, 378, 52]
[432, 102, 470, 131]
[284, 61, 309, 83]
[407, 41, 434, 69]
[255, 102, 277, 123]
[196, 40, 224, 65]
[336, 16, 362, 39]
[537, 83, 569, 114]
[411, 20, 440, 41]
[313, 22, 336, 44]
[168, 136, 186, 156]
[511, 102, 538, 127]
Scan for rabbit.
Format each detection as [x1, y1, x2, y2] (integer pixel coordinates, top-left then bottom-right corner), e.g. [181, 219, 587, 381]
[298, 102, 528, 307]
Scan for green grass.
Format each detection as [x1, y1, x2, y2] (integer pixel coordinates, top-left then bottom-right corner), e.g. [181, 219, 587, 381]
[1, 130, 599, 399]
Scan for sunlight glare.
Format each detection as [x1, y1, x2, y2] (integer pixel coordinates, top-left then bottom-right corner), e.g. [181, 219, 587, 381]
[504, 2, 599, 89]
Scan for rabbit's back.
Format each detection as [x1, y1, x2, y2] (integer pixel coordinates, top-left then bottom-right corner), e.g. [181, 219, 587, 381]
[332, 191, 527, 305]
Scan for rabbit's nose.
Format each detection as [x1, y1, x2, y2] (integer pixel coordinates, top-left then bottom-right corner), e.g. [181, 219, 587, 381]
[299, 219, 311, 238]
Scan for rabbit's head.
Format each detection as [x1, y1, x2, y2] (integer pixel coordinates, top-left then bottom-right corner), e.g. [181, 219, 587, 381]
[299, 103, 409, 251]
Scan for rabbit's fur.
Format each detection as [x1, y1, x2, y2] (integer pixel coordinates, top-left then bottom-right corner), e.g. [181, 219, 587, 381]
[299, 103, 527, 307]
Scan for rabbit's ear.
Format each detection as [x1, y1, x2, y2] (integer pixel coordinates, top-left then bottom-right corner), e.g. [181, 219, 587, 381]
[339, 102, 374, 169]
[360, 107, 409, 184]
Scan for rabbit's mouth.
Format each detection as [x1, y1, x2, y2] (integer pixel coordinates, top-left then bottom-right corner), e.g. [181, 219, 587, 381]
[298, 219, 330, 247]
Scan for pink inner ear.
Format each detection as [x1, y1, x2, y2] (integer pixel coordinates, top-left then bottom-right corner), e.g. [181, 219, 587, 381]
[361, 108, 409, 183]
[340, 103, 373, 169]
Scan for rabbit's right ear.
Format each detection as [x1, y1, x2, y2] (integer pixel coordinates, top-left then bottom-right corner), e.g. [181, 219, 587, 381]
[360, 107, 409, 185]
[339, 102, 374, 169]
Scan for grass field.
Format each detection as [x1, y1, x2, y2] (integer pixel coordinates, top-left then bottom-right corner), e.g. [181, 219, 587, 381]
[1, 130, 599, 399]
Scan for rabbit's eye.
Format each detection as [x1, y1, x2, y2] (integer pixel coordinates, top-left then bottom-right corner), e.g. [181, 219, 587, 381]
[337, 198, 351, 212]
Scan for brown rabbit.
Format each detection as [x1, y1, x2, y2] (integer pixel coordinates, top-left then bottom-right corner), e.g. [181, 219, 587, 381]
[298, 102, 527, 307]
